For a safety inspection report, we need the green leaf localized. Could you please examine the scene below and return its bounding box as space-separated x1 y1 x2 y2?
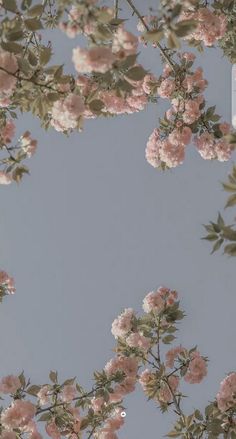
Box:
39 46 52 65
49 370 58 383
27 385 41 395
89 99 105 112
165 431 181 437
27 4 44 17
6 30 24 41
211 238 224 254
24 18 43 31
38 413 51 422
224 243 236 256
162 334 175 344
125 66 147 81
143 30 164 43
225 194 236 208
1 41 22 53
175 20 197 37
167 32 180 49
217 213 225 227
2 0 17 12
202 233 218 241
222 182 236 192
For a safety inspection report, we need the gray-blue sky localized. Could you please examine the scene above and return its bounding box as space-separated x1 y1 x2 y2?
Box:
0 1 235 437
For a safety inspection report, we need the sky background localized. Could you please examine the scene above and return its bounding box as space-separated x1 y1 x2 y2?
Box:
0 1 235 437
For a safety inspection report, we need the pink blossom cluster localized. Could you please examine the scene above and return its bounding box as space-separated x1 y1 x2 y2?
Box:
96 408 125 439
46 406 81 439
0 270 15 295
72 47 115 74
1 399 36 430
217 373 236 412
165 346 207 384
194 123 232 162
0 375 21 394
111 308 134 339
50 93 85 132
0 50 18 99
179 8 227 46
1 119 15 144
104 356 138 403
139 369 179 404
142 286 178 313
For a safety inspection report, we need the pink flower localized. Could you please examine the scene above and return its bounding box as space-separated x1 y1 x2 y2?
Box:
158 376 179 403
37 385 50 406
0 433 17 439
181 52 196 62
219 122 231 135
142 74 158 95
217 373 236 412
111 308 134 339
184 351 207 384
72 47 115 74
45 421 61 439
112 27 138 55
104 356 138 378
157 78 175 99
166 346 187 369
91 396 105 413
0 271 15 294
1 400 36 430
0 375 21 394
143 287 178 313
51 93 85 132
2 119 15 144
61 384 77 402
126 332 150 352
0 50 18 96
0 171 12 185
139 369 154 391
103 408 124 432
145 128 162 168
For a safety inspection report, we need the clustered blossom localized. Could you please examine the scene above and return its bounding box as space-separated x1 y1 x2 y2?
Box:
1 119 15 144
50 93 85 132
194 126 233 162
180 7 227 46
104 356 138 403
0 50 18 98
112 27 139 56
126 332 150 352
142 286 178 313
1 400 36 430
0 375 21 394
165 346 208 384
0 270 15 295
111 308 134 339
72 46 115 74
217 373 236 412
139 369 179 404
96 408 125 439
146 52 234 169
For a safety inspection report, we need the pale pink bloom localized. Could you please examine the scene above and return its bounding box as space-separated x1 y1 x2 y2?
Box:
0 375 21 394
171 98 185 113
217 373 236 412
183 99 201 124
184 351 207 384
113 376 136 395
45 421 61 439
29 431 43 439
0 271 15 293
145 128 162 168
168 127 192 147
139 369 154 391
194 132 216 160
157 78 175 98
181 52 196 62
76 75 93 96
143 289 165 313
51 93 84 132
91 396 105 413
61 384 77 402
158 376 179 403
166 346 187 369
179 8 227 47
0 96 11 107
111 308 134 339
126 332 150 352
1 400 36 430
59 22 81 38
2 119 15 144
0 172 12 185
162 64 172 78
97 431 118 439
112 27 138 56
101 91 132 115
104 408 124 432
160 140 185 168
72 47 115 74
126 93 148 111
219 122 231 135
37 385 50 406
104 356 138 378
142 74 158 95
0 50 18 95
68 407 81 434
0 432 17 439
214 140 232 162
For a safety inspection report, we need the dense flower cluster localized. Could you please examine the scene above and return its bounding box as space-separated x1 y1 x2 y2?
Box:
50 93 85 132
217 373 236 412
180 7 227 47
0 270 15 296
145 52 234 169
